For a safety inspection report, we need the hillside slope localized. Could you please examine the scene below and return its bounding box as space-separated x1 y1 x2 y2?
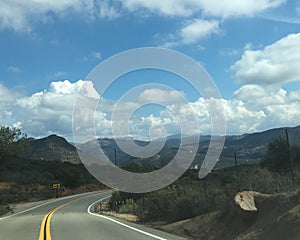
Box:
25 135 81 164
160 190 300 240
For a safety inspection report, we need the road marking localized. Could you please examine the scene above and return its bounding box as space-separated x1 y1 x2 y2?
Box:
0 190 108 221
38 191 112 240
38 198 85 240
87 197 168 240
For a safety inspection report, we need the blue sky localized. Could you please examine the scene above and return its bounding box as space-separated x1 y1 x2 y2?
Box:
0 0 300 141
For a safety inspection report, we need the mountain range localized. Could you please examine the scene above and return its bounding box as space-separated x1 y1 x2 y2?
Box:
24 125 300 169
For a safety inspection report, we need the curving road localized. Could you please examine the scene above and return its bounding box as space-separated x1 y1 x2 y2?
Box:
0 190 185 240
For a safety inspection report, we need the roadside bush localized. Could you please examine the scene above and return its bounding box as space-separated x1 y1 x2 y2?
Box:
118 199 137 214
239 166 293 193
134 181 209 222
109 164 300 223
261 138 300 172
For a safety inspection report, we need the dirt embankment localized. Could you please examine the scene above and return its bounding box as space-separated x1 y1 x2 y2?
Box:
159 190 300 240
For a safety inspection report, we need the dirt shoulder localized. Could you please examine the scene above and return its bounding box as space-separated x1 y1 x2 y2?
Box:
0 199 54 218
99 211 139 222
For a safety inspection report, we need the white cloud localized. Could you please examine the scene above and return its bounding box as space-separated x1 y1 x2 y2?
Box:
121 0 195 17
244 42 254 50
0 0 120 32
131 113 179 139
232 84 300 131
13 80 100 139
155 83 300 135
231 33 300 85
0 0 92 32
8 66 22 73
181 19 220 44
233 84 286 107
1 79 299 140
221 99 266 134
98 0 121 19
162 19 220 47
0 0 286 32
157 96 266 135
138 88 185 103
195 0 286 18
121 0 285 18
0 84 20 126
290 90 300 101
92 51 101 60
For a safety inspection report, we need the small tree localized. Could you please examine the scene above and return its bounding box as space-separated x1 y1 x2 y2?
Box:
261 137 300 173
261 138 288 172
0 126 27 162
292 145 300 167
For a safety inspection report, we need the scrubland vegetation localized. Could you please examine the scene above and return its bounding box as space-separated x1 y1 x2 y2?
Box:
1 125 300 224
109 137 300 223
0 126 101 213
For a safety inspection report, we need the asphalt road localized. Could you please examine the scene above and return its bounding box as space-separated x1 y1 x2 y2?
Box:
0 190 185 240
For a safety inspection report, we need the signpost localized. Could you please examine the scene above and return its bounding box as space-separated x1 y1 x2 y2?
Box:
285 128 295 189
234 152 240 192
52 183 61 198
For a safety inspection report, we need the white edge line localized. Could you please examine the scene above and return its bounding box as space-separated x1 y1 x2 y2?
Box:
87 197 168 240
0 190 111 221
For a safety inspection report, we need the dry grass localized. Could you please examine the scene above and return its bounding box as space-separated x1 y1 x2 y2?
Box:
0 182 11 190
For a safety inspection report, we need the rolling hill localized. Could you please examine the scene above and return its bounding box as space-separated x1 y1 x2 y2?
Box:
23 125 300 169
24 134 81 164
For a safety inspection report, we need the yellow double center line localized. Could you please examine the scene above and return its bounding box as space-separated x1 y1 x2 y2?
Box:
38 195 93 240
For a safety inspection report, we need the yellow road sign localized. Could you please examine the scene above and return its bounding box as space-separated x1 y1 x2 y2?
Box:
52 183 61 189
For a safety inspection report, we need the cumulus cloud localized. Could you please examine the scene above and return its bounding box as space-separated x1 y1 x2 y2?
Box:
0 84 20 126
1 79 299 141
48 80 98 98
0 84 17 104
231 33 300 85
138 88 185 103
138 84 300 136
7 80 100 139
164 97 265 135
232 84 300 130
233 85 286 107
174 85 299 135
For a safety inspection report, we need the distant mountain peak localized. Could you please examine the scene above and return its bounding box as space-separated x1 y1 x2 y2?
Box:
24 134 81 164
